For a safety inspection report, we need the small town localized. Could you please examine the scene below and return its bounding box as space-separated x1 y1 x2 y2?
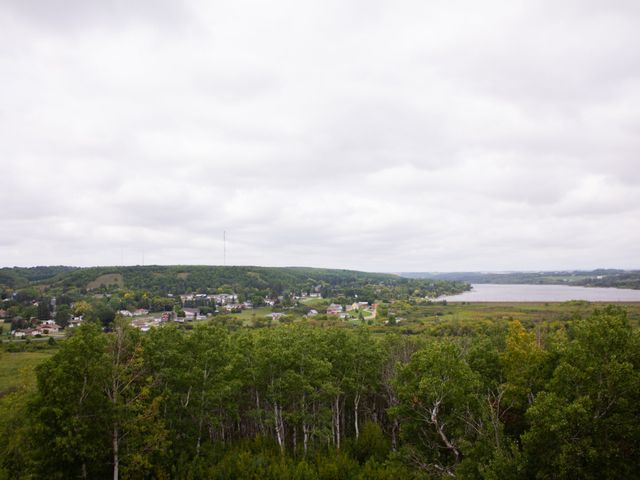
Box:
5 290 380 338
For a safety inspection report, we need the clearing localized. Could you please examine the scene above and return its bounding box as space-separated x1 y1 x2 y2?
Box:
87 273 124 290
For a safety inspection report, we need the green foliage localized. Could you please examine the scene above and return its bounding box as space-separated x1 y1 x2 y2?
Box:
350 422 390 463
0 306 638 479
394 340 483 476
521 307 640 479
29 324 111 478
55 304 71 328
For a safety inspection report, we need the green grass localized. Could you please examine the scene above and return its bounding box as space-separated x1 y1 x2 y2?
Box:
86 272 124 290
233 306 275 320
396 301 640 331
0 351 54 397
299 297 327 308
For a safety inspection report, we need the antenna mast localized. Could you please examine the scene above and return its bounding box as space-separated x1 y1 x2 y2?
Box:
223 231 226 266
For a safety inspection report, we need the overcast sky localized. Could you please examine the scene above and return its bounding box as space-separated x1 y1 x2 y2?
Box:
1 0 639 272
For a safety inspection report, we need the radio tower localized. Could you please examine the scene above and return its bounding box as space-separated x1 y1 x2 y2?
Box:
223 231 226 266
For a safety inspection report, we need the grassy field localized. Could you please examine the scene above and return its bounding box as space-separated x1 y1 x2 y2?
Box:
398 301 640 330
86 273 124 290
0 351 54 397
299 297 327 308
233 306 275 320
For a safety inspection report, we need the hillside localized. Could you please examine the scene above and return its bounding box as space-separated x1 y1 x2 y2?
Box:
0 265 469 298
0 266 78 288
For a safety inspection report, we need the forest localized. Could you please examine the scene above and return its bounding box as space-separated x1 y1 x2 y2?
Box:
1 305 638 479
0 265 469 299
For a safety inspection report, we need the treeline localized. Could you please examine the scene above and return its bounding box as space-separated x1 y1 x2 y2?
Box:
403 269 640 290
573 271 640 289
2 306 638 479
0 266 77 289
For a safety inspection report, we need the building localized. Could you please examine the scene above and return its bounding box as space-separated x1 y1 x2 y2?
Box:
327 304 343 316
183 308 198 320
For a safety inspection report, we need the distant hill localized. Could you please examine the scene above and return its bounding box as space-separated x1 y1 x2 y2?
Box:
401 269 640 290
53 265 401 294
0 265 469 298
0 266 78 288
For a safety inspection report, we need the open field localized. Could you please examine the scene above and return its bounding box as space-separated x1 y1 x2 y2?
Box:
233 306 275 320
298 297 327 307
86 273 124 290
0 351 54 397
399 301 640 330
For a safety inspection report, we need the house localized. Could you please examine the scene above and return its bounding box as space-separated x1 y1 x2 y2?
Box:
131 318 161 331
118 310 133 317
348 302 369 311
180 294 194 304
37 323 60 334
266 312 284 320
0 309 7 318
133 309 149 316
307 309 318 317
69 316 83 328
327 304 343 316
183 308 198 320
223 303 243 312
161 311 174 322
208 293 238 305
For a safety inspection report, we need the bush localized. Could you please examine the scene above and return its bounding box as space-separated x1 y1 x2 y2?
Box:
351 422 390 464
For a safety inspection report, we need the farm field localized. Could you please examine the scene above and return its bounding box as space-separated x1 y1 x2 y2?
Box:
0 351 54 397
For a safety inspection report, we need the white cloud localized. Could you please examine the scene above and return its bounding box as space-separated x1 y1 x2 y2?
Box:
1 0 639 270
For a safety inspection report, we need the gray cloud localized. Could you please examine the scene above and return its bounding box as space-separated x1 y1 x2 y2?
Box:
1 0 639 271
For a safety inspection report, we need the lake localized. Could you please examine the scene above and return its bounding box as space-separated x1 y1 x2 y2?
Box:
440 283 640 302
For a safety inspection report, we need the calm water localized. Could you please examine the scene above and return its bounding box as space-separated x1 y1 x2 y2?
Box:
440 283 640 302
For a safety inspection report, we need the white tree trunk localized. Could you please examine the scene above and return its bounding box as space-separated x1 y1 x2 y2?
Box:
303 422 309 456
333 396 341 449
274 403 285 454
354 393 361 439
113 425 119 480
